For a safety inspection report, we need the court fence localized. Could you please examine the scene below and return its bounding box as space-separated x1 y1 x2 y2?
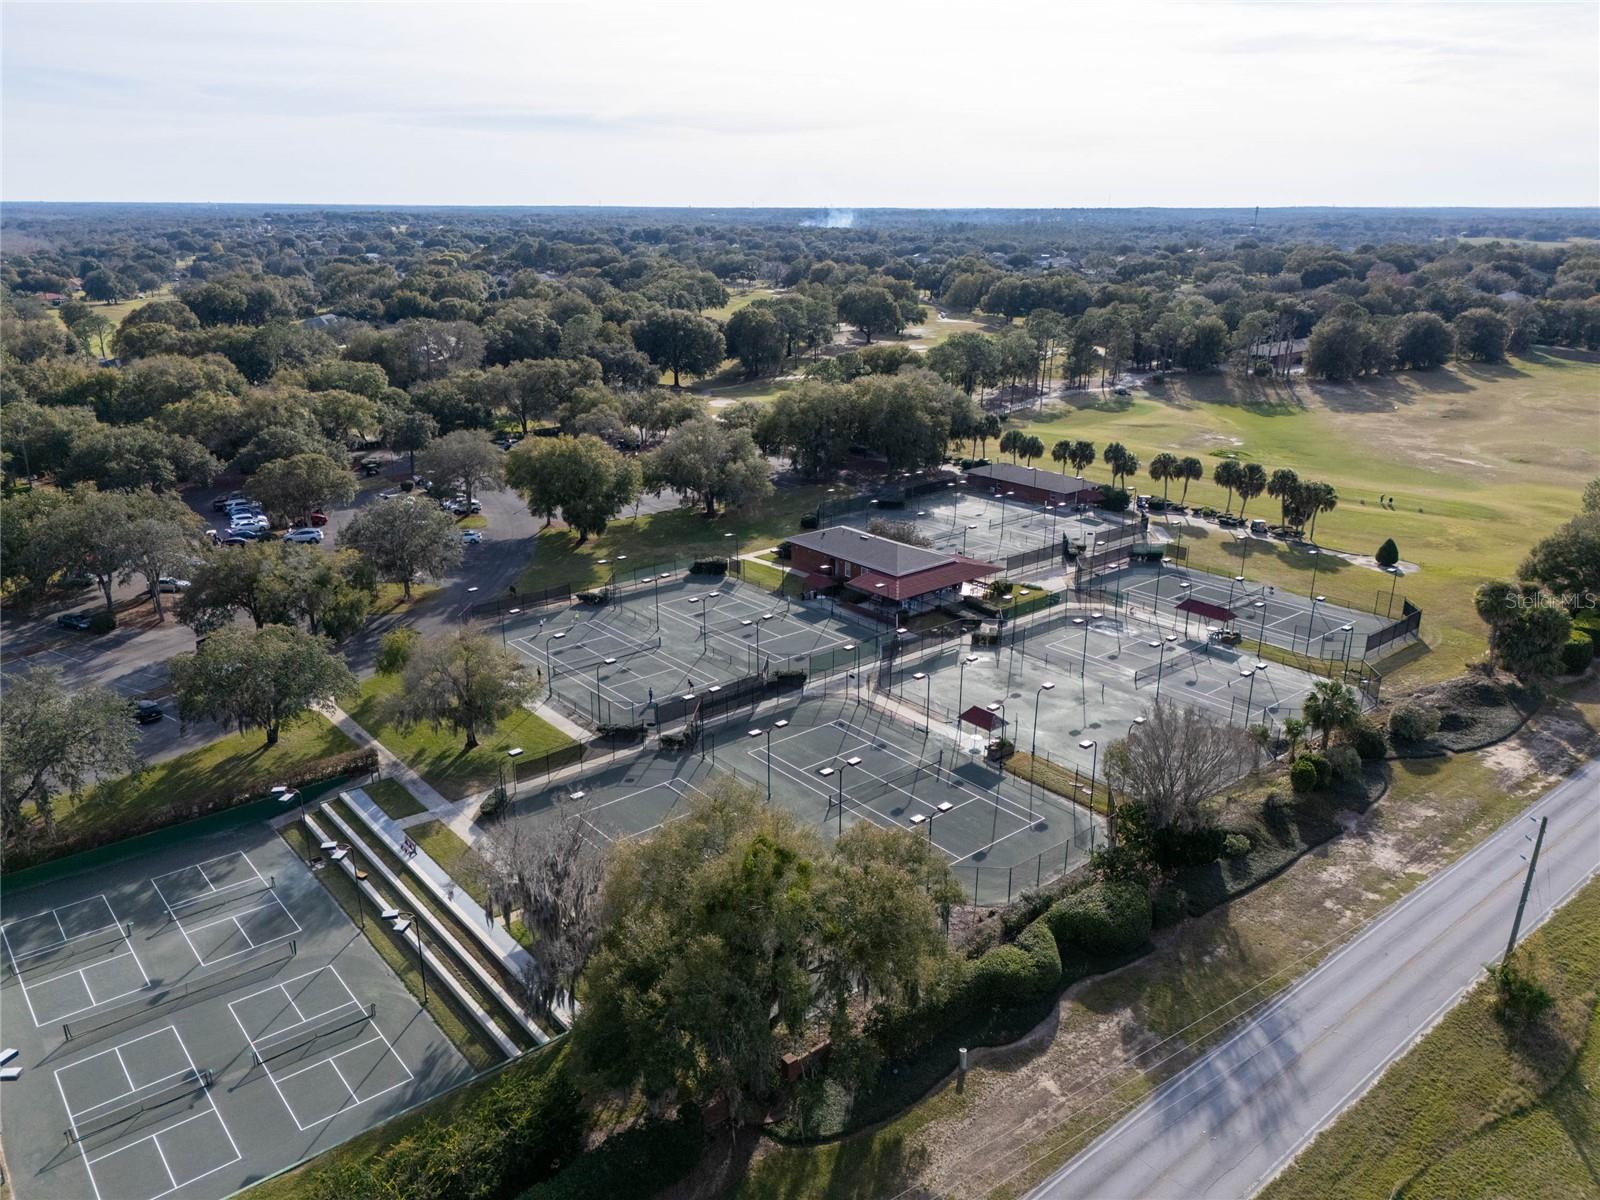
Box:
1365 598 1423 656
468 582 573 618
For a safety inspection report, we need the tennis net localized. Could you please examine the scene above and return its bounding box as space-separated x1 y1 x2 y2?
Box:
4 922 130 980
68 1069 214 1142
166 878 276 920
252 1001 375 1066
548 634 660 671
1132 643 1210 686
844 759 941 809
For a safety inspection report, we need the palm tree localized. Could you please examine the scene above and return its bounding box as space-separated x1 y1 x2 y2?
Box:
977 413 1002 457
1022 435 1045 466
1103 442 1127 488
1307 483 1338 543
1068 440 1096 476
1302 680 1360 749
1119 450 1140 488
999 428 1025 462
1051 439 1072 469
1236 463 1268 518
1176 456 1203 506
1267 468 1299 528
1149 452 1179 508
1213 460 1243 513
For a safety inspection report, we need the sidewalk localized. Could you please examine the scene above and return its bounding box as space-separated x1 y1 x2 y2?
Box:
319 701 453 814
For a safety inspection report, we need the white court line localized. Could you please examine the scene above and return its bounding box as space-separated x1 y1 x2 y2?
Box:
151 850 268 909
156 875 300 967
2 894 119 968
576 778 702 844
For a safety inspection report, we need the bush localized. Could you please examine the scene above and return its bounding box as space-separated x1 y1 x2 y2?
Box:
1327 744 1362 782
478 786 508 821
1388 703 1440 744
1290 757 1320 793
596 721 645 740
1491 956 1553 1027
966 944 1041 1010
773 668 807 687
1012 916 1063 998
88 609 116 634
1348 717 1388 761
377 627 420 674
1047 881 1152 958
1222 832 1251 858
1302 752 1332 788
689 557 728 575
1150 884 1187 929
521 1107 704 1200
799 513 820 530
1098 487 1132 513
575 590 607 605
1560 630 1595 674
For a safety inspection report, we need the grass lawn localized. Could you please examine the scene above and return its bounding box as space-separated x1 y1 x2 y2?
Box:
347 672 573 801
515 484 832 594
45 711 356 839
738 556 804 597
703 287 780 322
408 819 492 906
363 777 427 819
1262 878 1600 1200
48 287 172 335
1011 354 1600 685
372 580 440 617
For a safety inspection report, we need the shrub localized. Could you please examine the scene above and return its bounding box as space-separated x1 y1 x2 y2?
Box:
1303 752 1332 788
1150 884 1187 929
522 1107 704 1200
1327 744 1362 782
88 609 116 634
1348 717 1388 761
377 627 420 674
1290 757 1319 793
799 513 820 530
478 786 508 821
1222 832 1251 858
1560 630 1595 674
1047 880 1152 958
576 590 607 605
1388 703 1440 744
1012 916 1063 998
1490 956 1553 1027
966 944 1041 1010
690 557 728 575
1098 487 1131 513
773 668 807 687
596 721 645 740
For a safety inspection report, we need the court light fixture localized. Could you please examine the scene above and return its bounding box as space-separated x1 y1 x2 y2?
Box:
1040 682 1055 691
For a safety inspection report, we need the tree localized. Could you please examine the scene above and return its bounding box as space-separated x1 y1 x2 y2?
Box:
643 417 772 516
342 499 462 598
570 777 952 1116
417 429 505 506
481 801 606 1014
928 332 999 396
1 668 143 834
1302 680 1361 750
1176 456 1204 505
1375 538 1400 569
502 357 601 433
1148 452 1179 507
384 407 438 476
1453 307 1511 363
1213 460 1243 513
1305 314 1387 381
1303 482 1339 542
999 428 1026 462
1103 442 1136 488
505 435 640 544
169 624 355 747
1519 514 1600 610
246 453 355 526
630 308 725 387
1104 701 1250 831
117 495 208 621
724 306 786 378
1475 582 1572 679
1392 312 1454 369
836 285 903 343
389 631 537 749
32 489 145 622
82 268 131 303
1234 462 1268 518
1583 477 1600 514
1068 440 1097 476
1177 316 1229 372
1267 468 1300 527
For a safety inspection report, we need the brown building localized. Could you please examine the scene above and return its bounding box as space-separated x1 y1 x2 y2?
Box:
964 462 1103 507
785 527 998 618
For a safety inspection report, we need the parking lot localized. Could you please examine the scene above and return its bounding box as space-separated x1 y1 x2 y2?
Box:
0 821 472 1200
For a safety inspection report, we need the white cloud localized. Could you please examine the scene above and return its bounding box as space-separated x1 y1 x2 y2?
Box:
2 0 1595 206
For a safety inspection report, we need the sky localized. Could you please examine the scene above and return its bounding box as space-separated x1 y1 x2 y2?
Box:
2 0 1597 208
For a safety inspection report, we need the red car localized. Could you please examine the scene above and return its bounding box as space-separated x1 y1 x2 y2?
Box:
307 511 329 527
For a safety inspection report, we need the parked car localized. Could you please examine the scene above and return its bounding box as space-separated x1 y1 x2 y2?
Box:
221 536 251 547
212 491 246 512
444 498 483 515
1216 513 1244 528
230 514 270 531
55 611 95 631
132 699 163 725
283 527 324 544
306 511 329 526
157 577 191 593
461 529 483 545
361 458 383 476
1250 519 1269 535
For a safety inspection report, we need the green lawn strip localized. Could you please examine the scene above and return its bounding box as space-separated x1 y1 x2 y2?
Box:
458 513 488 529
1261 879 1600 1200
408 819 493 905
1002 752 1108 815
363 777 427 819
739 556 805 597
43 711 358 840
279 823 506 1070
241 1039 568 1200
1013 356 1599 685
347 671 573 801
329 798 528 1017
515 485 832 594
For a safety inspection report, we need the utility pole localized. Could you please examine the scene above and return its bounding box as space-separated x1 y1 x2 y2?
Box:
1503 816 1548 964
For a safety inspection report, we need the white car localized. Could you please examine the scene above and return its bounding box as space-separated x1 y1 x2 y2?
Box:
283 528 324 544
156 577 191 593
230 515 270 531
461 529 483 545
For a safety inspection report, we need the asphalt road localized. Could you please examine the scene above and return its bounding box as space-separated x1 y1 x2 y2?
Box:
1029 755 1600 1200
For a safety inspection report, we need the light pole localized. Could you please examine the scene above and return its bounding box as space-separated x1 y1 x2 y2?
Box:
749 720 789 800
1236 531 1252 579
1241 665 1259 726
544 631 560 698
1151 556 1166 630
1110 717 1144 847
1078 738 1098 823
1000 490 1015 541
271 785 305 825
1254 598 1269 650
1339 622 1356 674
595 657 616 723
506 747 523 800
842 642 858 701
909 801 953 843
1306 594 1326 653
987 700 1007 754
912 671 932 734
1029 682 1056 815
956 653 978 739
1386 567 1399 618
382 908 427 1004
1306 547 1322 599
832 755 861 833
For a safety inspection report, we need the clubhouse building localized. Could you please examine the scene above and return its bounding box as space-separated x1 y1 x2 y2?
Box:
785 527 998 619
963 462 1103 507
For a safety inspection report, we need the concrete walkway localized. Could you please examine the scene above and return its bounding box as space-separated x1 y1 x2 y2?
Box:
320 701 453 814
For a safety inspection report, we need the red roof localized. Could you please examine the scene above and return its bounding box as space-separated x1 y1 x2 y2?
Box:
1175 597 1236 622
843 557 995 601
960 705 1000 731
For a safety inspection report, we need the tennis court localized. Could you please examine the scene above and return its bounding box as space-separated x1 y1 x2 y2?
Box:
503 696 1100 904
503 573 878 725
0 820 471 1200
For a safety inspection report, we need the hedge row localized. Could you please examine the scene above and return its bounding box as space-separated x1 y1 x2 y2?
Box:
299 1054 584 1200
1562 631 1595 674
518 1108 703 1200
